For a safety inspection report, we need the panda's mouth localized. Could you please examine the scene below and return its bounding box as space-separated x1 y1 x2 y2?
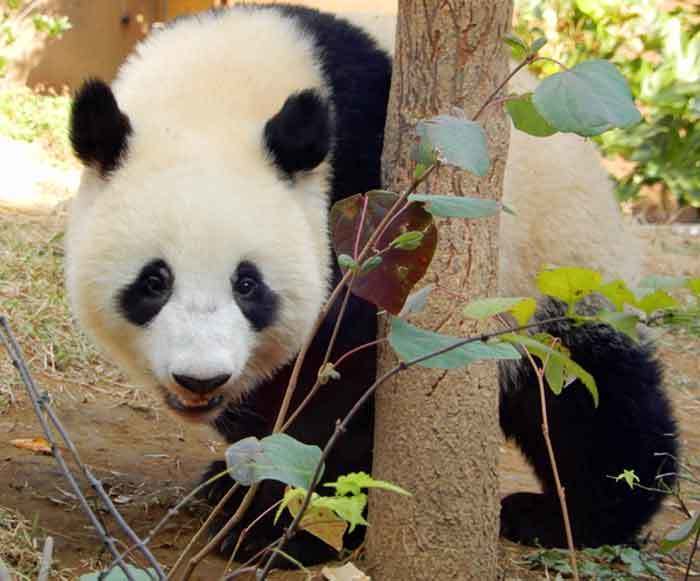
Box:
165 393 224 416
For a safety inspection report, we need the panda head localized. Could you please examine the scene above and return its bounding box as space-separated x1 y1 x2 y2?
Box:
66 67 334 423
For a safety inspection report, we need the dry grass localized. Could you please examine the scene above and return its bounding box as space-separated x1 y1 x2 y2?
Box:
0 506 71 580
0 208 152 409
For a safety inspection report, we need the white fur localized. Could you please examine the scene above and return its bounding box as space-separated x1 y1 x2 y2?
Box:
66 10 332 411
67 8 644 410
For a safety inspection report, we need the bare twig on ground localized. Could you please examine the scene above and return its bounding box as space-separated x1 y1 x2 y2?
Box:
0 316 165 581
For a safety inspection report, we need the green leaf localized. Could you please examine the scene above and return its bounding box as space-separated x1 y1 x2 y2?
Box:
389 317 521 369
544 350 566 395
359 255 382 274
637 289 679 316
462 297 537 326
390 231 424 251
661 512 700 552
596 310 640 341
416 115 490 176
398 285 434 318
688 278 700 296
314 494 369 532
533 60 642 137
536 267 602 306
530 36 548 53
325 471 411 497
410 139 438 176
337 254 357 271
598 279 637 311
503 333 599 405
505 93 558 137
409 194 502 219
613 469 640 490
79 566 157 580
275 487 307 524
503 32 528 54
225 433 323 490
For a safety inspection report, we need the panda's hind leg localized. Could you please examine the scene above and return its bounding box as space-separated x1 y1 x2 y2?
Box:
498 299 678 548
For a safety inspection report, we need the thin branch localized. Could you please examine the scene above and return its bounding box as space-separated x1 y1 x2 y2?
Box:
37 536 53 581
0 317 149 581
523 347 579 581
180 484 260 581
168 481 240 579
110 469 231 577
472 54 536 121
685 526 700 581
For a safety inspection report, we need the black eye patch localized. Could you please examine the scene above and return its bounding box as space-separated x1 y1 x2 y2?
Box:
232 261 278 331
118 259 174 326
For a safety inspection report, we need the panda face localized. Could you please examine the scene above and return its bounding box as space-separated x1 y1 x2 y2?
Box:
66 8 336 421
67 144 332 420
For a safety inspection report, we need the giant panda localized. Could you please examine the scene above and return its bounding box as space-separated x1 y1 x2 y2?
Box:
65 3 677 567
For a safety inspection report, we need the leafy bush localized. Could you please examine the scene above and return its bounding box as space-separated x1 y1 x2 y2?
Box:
514 0 700 210
1 1 71 76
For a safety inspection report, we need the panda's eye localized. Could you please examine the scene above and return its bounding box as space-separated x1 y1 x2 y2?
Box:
144 273 168 296
139 264 172 298
234 276 258 298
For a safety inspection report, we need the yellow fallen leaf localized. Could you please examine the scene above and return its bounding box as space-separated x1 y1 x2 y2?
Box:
10 437 52 455
322 562 371 581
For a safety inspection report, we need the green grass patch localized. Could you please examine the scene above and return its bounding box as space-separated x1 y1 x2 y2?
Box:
0 86 72 165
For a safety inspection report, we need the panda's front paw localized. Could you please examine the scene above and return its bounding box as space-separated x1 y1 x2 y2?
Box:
500 492 566 548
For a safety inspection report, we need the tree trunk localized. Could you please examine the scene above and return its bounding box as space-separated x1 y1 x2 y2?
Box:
366 1 513 579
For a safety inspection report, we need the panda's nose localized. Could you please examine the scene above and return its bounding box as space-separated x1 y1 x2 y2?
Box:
172 373 231 394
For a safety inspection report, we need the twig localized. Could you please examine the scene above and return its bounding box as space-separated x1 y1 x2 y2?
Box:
37 536 53 581
225 566 262 580
256 315 573 579
522 347 579 581
472 54 535 121
167 480 240 579
685 526 700 581
109 470 231 577
180 484 260 581
0 317 148 581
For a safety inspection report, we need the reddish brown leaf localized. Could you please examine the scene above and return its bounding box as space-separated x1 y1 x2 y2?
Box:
330 191 437 315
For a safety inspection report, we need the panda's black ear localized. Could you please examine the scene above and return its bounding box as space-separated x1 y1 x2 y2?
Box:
70 79 132 176
264 89 331 175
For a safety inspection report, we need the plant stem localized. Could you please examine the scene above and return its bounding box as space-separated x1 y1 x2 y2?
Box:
684 525 700 581
179 484 258 581
523 348 580 581
472 54 535 121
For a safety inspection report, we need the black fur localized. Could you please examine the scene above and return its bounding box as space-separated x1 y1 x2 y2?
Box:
71 79 132 175
264 90 331 175
118 259 173 327
498 300 678 547
266 3 392 202
232 261 279 331
144 4 675 567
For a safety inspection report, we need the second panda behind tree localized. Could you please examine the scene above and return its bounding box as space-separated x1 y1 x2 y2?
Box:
65 4 677 566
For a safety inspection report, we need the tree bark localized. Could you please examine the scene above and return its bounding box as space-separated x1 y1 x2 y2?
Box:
366 2 513 579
